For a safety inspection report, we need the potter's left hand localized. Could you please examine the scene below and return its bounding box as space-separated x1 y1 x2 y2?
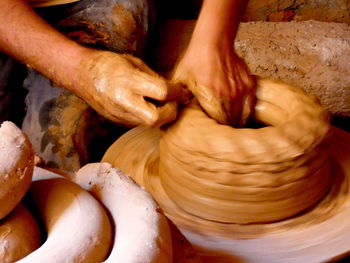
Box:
173 42 256 126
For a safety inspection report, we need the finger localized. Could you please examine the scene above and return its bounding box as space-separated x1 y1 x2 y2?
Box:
226 58 257 127
135 72 191 104
118 93 178 126
134 100 179 127
236 58 256 92
195 93 226 124
152 101 179 127
192 81 228 124
234 64 257 126
221 98 235 125
224 97 242 126
110 92 154 126
226 74 244 126
238 93 255 127
132 73 168 100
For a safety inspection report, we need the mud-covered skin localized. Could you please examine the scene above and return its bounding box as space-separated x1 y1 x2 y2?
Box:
103 78 332 225
20 0 154 171
22 71 129 171
78 51 189 127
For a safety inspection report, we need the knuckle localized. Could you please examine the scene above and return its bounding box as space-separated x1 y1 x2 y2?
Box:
145 111 159 126
155 80 168 100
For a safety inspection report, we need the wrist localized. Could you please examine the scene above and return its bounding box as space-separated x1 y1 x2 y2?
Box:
51 45 97 95
189 32 234 52
189 16 236 49
71 49 123 101
184 36 234 66
189 0 247 49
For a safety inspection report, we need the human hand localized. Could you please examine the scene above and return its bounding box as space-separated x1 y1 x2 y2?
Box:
172 40 256 126
78 51 190 127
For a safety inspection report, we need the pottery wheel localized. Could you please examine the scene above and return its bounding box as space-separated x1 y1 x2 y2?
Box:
102 78 350 262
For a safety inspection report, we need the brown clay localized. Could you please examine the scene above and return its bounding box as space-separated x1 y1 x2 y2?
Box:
101 78 350 262
104 78 331 223
0 204 40 263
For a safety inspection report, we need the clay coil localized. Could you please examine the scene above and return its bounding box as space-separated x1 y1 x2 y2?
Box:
0 204 40 262
72 163 173 263
17 176 112 263
0 121 34 220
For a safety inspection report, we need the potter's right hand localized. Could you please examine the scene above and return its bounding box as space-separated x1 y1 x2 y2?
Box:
78 51 190 127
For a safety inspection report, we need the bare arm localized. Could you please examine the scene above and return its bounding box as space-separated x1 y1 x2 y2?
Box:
0 0 88 91
0 0 188 126
190 0 246 50
173 0 255 126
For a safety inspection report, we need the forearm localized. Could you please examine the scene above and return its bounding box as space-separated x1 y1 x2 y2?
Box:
190 0 248 47
173 0 254 126
0 0 91 93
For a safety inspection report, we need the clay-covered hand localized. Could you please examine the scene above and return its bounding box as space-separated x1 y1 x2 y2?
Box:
78 51 190 127
172 42 256 126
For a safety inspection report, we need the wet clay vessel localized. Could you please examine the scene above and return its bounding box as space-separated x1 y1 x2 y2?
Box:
103 78 350 262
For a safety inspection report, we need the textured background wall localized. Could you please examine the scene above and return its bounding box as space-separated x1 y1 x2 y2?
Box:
244 0 350 23
152 19 350 117
155 0 350 23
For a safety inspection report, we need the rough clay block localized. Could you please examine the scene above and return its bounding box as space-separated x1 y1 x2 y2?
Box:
235 21 350 117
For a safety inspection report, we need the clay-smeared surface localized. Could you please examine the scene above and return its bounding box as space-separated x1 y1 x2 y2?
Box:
102 79 350 262
105 78 331 224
